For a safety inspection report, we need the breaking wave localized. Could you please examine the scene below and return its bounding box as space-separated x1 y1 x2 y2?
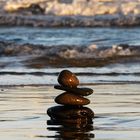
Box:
3 0 140 16
1 41 140 57
1 0 140 27
0 41 140 67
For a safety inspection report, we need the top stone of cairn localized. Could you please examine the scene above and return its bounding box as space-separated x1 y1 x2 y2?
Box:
58 70 79 88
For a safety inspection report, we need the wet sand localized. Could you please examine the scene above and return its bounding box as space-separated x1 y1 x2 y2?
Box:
0 84 140 140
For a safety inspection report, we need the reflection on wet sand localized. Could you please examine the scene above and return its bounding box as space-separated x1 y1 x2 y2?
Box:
0 84 140 139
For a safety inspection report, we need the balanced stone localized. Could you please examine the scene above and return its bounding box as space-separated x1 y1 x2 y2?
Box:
47 69 94 128
55 92 90 105
54 85 93 96
58 70 79 88
47 106 94 119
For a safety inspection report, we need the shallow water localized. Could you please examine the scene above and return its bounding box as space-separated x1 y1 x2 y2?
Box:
0 84 140 140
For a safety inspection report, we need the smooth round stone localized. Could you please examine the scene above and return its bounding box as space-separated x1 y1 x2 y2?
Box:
55 92 90 105
58 70 79 88
47 106 94 119
54 85 93 96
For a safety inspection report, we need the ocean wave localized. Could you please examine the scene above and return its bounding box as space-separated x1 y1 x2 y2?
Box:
0 41 140 67
0 0 140 27
3 0 140 16
0 41 139 57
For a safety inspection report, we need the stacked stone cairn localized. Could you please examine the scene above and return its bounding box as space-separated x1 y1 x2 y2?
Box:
47 70 94 129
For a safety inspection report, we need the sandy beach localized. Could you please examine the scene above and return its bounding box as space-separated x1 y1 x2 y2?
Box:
0 84 140 140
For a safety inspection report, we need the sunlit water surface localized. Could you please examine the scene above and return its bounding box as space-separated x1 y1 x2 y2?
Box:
0 84 140 140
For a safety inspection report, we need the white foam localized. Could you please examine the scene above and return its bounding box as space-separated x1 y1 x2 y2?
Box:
4 0 140 16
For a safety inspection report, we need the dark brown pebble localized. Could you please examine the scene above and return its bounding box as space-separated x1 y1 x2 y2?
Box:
58 70 79 88
54 85 93 96
55 92 90 105
47 106 94 119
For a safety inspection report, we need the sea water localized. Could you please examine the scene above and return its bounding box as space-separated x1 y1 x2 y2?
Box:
0 27 140 85
0 26 140 140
